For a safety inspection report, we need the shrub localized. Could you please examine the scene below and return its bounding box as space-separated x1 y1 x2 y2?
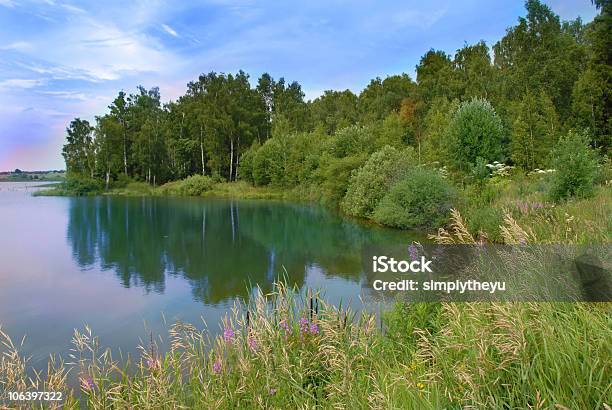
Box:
283 133 322 186
548 130 599 202
178 175 214 196
317 153 368 208
112 173 133 188
158 175 214 196
447 98 505 171
327 125 376 158
341 146 414 218
64 175 103 195
252 138 284 186
373 168 455 229
238 141 260 184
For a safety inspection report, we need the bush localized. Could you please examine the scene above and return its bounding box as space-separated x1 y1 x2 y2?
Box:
64 175 103 195
252 138 284 186
238 141 260 184
158 175 214 196
447 98 505 171
549 130 599 202
317 154 368 208
112 173 133 189
341 146 414 218
178 175 214 196
327 125 376 158
373 168 455 229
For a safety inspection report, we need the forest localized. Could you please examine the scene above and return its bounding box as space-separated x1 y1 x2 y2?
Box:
59 0 611 231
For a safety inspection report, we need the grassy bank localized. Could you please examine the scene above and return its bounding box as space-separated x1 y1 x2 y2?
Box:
1 213 610 409
35 172 612 243
2 290 610 409
34 178 289 201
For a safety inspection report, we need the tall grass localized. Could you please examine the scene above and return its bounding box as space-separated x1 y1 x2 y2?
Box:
1 278 610 408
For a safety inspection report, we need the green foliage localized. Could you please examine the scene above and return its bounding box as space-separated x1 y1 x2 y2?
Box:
373 168 455 229
309 90 358 134
64 175 103 196
238 140 260 184
112 172 133 188
316 154 368 208
421 97 458 163
252 138 285 186
471 156 491 180
180 175 215 196
341 146 414 218
383 302 444 351
374 113 408 148
159 175 214 196
62 118 95 177
493 0 587 120
447 98 505 171
571 68 611 150
282 133 323 186
464 206 504 242
549 130 599 201
54 0 608 224
510 91 559 170
357 74 415 123
327 125 376 158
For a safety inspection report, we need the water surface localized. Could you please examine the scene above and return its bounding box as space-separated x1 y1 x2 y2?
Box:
0 182 418 368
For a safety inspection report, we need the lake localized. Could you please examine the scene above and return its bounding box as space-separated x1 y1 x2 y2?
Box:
0 182 419 369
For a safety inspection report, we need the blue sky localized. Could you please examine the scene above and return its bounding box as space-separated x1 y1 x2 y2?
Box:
0 0 597 171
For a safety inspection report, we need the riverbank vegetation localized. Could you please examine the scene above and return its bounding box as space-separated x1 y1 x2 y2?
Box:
2 214 610 409
53 0 610 231
13 2 609 407
0 170 65 182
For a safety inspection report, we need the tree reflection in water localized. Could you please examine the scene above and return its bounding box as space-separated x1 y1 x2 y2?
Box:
67 196 412 305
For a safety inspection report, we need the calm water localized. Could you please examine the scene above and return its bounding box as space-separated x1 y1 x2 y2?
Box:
0 182 418 369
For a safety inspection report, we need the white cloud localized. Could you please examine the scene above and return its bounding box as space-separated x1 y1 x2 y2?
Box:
0 78 45 90
0 0 16 7
161 23 179 37
392 8 447 29
39 90 88 100
0 41 32 51
60 3 86 14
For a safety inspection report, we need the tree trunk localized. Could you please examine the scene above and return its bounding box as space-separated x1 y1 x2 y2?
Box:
105 169 110 190
122 120 128 176
235 136 240 181
229 138 234 182
200 125 205 175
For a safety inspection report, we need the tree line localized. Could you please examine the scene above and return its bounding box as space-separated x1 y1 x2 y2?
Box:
62 0 610 189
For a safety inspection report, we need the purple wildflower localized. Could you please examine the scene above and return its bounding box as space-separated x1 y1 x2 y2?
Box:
248 335 258 351
309 323 319 335
146 357 160 371
213 358 222 374
223 326 235 343
80 374 96 391
299 317 309 334
269 388 277 396
408 244 419 261
279 319 289 332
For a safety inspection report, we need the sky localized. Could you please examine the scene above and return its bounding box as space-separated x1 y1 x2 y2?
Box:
0 0 598 171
